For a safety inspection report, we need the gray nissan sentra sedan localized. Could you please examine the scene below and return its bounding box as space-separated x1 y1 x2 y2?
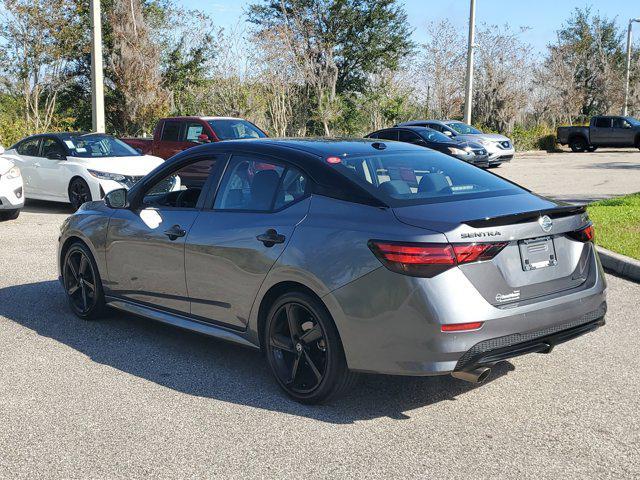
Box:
57 139 607 403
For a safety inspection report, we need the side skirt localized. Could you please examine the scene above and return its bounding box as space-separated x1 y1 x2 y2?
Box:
105 296 259 349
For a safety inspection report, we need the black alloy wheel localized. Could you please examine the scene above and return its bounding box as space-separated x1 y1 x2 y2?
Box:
63 243 105 319
264 292 355 403
69 178 92 211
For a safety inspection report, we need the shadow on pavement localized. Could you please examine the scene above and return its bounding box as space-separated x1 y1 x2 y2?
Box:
23 199 73 214
584 161 640 170
0 280 514 423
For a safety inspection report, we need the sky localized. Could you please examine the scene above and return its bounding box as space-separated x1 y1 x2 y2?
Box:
179 0 640 53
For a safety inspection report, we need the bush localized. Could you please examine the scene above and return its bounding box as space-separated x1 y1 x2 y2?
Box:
510 124 559 152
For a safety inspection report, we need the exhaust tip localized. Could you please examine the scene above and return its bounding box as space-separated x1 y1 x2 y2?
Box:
451 367 491 384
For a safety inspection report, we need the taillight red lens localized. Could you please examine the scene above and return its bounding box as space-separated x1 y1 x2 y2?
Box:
568 224 595 242
452 242 508 264
441 322 484 332
368 240 507 277
368 241 456 277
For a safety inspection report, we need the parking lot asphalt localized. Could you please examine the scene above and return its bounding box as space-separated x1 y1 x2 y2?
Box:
498 148 640 204
0 151 639 479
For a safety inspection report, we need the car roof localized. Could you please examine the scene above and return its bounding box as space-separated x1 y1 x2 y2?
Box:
209 137 424 158
163 116 246 121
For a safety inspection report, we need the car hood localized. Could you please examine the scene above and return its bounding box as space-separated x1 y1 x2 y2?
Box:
392 192 560 233
73 155 164 176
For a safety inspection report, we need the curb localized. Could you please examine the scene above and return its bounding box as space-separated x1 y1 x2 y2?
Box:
597 246 640 283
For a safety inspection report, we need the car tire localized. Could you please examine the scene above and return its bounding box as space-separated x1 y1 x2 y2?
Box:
569 137 587 152
62 242 106 320
263 291 356 404
0 209 20 221
68 178 92 211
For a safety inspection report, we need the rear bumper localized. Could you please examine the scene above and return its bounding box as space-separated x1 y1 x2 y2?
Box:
454 305 606 374
324 247 607 377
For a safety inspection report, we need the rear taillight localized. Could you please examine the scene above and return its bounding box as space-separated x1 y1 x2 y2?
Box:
368 240 508 277
567 224 594 243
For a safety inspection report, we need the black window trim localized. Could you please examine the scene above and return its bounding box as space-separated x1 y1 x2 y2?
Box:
206 153 312 214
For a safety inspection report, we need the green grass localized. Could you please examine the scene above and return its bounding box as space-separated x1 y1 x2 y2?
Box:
587 193 640 260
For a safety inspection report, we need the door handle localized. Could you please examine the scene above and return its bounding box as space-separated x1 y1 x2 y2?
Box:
256 229 286 247
164 224 187 241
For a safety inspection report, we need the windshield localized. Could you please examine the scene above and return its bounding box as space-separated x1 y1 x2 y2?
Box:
67 135 141 158
625 117 640 126
208 119 267 140
334 150 524 206
421 129 452 143
446 122 482 135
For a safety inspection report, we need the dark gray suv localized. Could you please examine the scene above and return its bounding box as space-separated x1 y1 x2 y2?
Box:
58 139 606 403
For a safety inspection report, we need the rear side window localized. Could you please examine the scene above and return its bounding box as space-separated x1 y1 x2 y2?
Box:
399 130 423 144
376 130 398 141
214 157 307 211
161 121 183 141
333 151 525 206
594 117 611 128
17 138 41 156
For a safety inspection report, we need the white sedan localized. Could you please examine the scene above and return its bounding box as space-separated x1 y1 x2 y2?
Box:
3 133 165 210
0 145 24 220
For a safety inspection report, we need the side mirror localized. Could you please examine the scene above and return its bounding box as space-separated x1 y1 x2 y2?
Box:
105 188 128 209
443 130 453 136
197 133 211 143
135 148 143 154
46 151 65 160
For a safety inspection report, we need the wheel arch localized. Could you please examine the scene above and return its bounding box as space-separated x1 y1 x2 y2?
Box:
256 281 336 352
568 133 588 145
59 233 104 281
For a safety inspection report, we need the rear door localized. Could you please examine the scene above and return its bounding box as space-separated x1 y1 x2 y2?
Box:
590 117 612 145
12 137 43 196
38 137 69 200
157 120 187 159
106 156 220 313
185 154 310 329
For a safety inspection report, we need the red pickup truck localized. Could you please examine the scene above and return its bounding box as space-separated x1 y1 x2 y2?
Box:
122 116 268 159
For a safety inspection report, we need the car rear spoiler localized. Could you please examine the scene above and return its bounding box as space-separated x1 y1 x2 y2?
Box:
463 205 586 228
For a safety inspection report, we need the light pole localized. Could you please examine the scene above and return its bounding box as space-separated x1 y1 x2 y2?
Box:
623 18 640 117
463 0 476 124
90 0 105 133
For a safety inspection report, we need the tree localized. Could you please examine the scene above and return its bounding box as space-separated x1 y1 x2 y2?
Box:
542 7 625 121
0 0 84 133
248 0 413 135
415 19 465 119
108 0 169 135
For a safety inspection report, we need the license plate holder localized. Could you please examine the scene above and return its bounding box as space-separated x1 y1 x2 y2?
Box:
519 236 557 271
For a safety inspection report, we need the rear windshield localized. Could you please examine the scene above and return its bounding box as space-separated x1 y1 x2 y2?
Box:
333 150 525 206
208 119 267 140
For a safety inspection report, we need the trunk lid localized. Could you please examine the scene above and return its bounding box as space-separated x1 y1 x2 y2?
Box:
392 193 593 306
